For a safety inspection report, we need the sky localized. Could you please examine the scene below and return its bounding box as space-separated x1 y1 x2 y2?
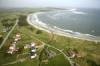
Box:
0 0 100 8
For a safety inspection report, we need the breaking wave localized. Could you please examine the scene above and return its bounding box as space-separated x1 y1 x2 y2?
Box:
68 8 87 15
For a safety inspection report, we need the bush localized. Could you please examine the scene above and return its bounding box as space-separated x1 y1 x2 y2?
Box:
36 30 42 34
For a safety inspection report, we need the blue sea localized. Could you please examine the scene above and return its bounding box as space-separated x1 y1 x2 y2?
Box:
38 8 100 37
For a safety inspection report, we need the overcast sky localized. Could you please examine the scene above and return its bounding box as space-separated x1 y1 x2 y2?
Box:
0 0 100 8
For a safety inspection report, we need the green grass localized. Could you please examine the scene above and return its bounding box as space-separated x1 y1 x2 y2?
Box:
41 54 70 66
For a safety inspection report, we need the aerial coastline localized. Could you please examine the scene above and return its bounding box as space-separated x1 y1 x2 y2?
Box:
27 11 100 42
0 8 100 66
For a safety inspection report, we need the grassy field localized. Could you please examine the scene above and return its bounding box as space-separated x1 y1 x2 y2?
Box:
0 8 100 66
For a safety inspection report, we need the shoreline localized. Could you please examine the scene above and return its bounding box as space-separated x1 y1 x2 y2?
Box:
27 12 100 42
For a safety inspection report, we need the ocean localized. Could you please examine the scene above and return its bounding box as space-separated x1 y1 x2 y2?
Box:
38 8 100 37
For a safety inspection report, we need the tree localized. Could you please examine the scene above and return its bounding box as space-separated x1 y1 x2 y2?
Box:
0 35 3 44
18 15 28 26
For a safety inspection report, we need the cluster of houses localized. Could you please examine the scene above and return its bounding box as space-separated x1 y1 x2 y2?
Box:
7 33 21 54
6 32 39 59
24 42 37 59
67 49 82 59
30 42 37 59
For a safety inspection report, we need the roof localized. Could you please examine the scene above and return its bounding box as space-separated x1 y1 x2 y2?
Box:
16 34 21 37
9 46 15 50
31 42 35 47
31 54 37 59
31 49 36 52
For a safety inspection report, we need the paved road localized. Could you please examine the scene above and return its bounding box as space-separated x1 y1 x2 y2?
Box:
3 58 26 66
0 19 19 49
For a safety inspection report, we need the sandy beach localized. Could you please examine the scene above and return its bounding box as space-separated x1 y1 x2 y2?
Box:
27 12 100 42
